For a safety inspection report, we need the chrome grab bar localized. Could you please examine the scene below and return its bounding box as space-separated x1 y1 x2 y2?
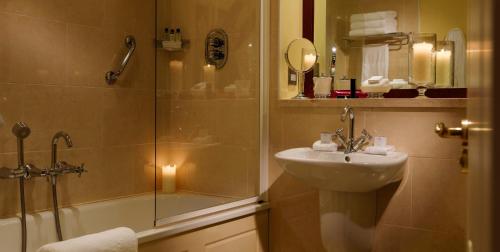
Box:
105 35 136 85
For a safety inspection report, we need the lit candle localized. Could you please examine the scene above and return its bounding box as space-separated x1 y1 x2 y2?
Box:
303 53 316 71
169 61 183 93
411 42 434 84
203 64 215 92
435 49 452 87
162 165 176 193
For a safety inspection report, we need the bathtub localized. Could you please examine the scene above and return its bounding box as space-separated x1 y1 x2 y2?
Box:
0 192 267 252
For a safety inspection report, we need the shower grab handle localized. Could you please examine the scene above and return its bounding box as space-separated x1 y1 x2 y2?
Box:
105 35 136 85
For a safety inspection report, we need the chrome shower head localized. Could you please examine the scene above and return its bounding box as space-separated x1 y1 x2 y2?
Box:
12 122 31 139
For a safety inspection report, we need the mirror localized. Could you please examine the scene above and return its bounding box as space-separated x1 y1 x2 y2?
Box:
279 0 468 99
285 38 318 99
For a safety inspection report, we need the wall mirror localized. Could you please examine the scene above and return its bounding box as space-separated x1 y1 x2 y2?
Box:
279 0 467 99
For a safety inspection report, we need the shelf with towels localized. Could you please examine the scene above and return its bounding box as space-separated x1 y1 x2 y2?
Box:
342 32 409 51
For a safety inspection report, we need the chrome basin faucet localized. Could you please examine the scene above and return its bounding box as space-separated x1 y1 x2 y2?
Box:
335 105 372 154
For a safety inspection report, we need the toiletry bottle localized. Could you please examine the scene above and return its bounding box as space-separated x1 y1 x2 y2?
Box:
350 79 357 98
164 28 170 40
169 29 175 41
175 28 182 42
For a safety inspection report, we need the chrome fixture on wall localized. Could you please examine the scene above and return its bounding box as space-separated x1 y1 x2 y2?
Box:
205 29 228 69
49 131 79 241
0 123 86 250
335 105 372 154
0 123 40 252
105 35 136 85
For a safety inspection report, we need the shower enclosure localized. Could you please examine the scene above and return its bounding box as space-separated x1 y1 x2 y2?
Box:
154 0 265 225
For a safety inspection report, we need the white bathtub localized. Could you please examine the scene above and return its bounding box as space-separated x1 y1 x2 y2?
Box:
0 192 266 252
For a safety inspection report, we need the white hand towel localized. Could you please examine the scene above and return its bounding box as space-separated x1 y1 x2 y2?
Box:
350 19 397 30
350 11 397 22
313 140 338 152
349 26 397 37
363 145 395 156
36 227 137 252
362 45 389 83
445 28 466 88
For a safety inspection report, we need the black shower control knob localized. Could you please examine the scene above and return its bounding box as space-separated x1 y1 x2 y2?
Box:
210 50 225 60
210 38 224 47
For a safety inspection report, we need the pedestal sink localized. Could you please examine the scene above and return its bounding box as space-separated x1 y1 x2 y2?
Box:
275 148 408 252
275 148 408 192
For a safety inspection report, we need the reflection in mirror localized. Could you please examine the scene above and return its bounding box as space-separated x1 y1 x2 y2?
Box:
279 0 468 99
285 38 318 99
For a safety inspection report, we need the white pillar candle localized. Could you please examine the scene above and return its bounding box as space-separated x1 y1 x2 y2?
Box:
435 49 452 87
169 60 183 93
162 165 176 193
411 42 434 84
203 64 215 92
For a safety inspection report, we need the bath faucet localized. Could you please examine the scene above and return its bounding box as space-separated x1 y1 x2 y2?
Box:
51 131 73 171
335 106 372 154
48 131 85 241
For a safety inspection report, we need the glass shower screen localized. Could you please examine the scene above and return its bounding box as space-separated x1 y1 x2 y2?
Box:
155 0 262 224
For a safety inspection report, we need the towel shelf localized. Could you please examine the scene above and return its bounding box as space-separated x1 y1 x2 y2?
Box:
343 32 409 51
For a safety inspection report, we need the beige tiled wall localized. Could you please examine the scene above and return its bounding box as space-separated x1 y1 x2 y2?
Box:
0 0 156 218
269 0 467 251
155 0 261 199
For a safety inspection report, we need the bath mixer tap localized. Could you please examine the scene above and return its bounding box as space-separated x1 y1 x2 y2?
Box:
48 131 86 241
335 106 372 154
51 131 73 170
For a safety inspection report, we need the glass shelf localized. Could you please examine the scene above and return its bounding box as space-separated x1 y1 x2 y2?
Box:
343 32 409 51
156 39 190 52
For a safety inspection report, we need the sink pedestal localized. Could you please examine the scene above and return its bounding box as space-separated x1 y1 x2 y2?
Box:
319 190 376 252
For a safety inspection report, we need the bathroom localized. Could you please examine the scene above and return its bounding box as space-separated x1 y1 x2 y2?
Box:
0 0 498 251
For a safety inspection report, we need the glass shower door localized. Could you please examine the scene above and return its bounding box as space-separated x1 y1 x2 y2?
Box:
155 0 262 223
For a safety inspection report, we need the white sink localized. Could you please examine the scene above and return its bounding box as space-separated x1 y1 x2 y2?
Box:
275 148 408 192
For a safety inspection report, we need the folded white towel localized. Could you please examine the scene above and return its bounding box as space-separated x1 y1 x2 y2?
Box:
389 79 409 89
313 140 338 152
363 145 395 156
351 11 397 22
362 78 389 86
350 19 397 30
349 26 397 37
36 227 137 252
445 28 466 88
362 45 389 83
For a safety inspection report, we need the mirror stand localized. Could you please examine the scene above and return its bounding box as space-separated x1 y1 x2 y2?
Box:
294 71 308 99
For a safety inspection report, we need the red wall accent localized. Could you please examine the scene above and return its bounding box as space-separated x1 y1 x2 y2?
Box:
302 0 315 98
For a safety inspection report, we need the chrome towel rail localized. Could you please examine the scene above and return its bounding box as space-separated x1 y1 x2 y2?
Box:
105 35 136 85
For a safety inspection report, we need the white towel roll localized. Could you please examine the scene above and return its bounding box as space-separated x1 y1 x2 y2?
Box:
349 26 397 37
350 11 397 22
36 227 137 252
350 19 397 30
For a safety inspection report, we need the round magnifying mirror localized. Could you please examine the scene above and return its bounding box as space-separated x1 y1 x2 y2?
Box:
285 38 318 73
285 38 318 99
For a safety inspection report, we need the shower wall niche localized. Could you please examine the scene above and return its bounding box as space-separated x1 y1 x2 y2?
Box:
155 0 262 222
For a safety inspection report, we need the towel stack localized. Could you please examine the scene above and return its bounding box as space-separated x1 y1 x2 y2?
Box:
349 11 398 37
